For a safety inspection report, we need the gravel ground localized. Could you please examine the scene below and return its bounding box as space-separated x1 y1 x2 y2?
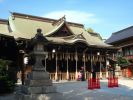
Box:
0 79 133 100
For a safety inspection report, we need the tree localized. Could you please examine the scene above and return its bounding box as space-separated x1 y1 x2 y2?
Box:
86 28 94 33
0 59 15 94
86 27 102 40
117 57 129 67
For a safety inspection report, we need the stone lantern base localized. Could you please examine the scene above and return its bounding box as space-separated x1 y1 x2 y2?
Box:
15 71 64 100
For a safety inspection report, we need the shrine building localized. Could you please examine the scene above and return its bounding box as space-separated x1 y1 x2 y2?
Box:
0 12 116 81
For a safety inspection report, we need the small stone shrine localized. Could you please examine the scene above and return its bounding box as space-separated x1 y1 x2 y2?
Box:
15 29 64 100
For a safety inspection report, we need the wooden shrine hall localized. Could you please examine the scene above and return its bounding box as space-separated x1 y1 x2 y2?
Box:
0 12 117 81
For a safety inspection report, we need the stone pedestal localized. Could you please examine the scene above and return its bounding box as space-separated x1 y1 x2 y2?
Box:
15 29 64 100
15 71 64 100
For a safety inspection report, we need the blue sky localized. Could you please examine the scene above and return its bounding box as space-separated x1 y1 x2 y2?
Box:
0 0 133 39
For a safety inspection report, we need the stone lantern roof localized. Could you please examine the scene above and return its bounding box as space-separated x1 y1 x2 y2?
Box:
31 28 49 45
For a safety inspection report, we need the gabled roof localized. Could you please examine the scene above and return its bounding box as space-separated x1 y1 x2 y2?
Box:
0 19 11 36
0 12 112 48
106 26 133 44
44 18 74 37
0 19 8 24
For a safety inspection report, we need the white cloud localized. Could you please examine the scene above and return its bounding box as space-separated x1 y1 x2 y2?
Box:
43 10 99 25
0 0 3 2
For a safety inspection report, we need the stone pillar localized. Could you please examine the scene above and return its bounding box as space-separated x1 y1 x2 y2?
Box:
15 29 64 100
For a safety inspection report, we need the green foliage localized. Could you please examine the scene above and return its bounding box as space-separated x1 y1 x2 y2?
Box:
0 59 12 76
0 59 15 94
86 27 94 33
117 57 129 67
86 27 102 40
0 76 15 93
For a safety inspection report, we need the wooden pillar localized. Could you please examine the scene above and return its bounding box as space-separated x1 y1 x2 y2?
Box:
19 50 25 85
100 61 102 78
75 50 78 79
106 56 109 78
55 53 58 81
90 51 93 78
66 52 69 80
83 53 86 79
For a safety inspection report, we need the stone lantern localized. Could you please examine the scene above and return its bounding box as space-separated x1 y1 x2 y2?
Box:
31 28 48 72
16 29 63 100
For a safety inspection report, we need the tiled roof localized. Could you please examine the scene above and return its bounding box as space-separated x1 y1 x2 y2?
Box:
0 19 10 35
106 26 133 44
0 19 8 24
0 12 112 48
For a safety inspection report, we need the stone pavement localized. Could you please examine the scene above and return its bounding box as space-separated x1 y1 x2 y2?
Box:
0 79 133 100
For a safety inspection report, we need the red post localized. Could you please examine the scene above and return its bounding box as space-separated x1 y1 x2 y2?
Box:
88 78 93 89
108 77 113 88
114 77 118 87
88 73 101 90
97 78 100 89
